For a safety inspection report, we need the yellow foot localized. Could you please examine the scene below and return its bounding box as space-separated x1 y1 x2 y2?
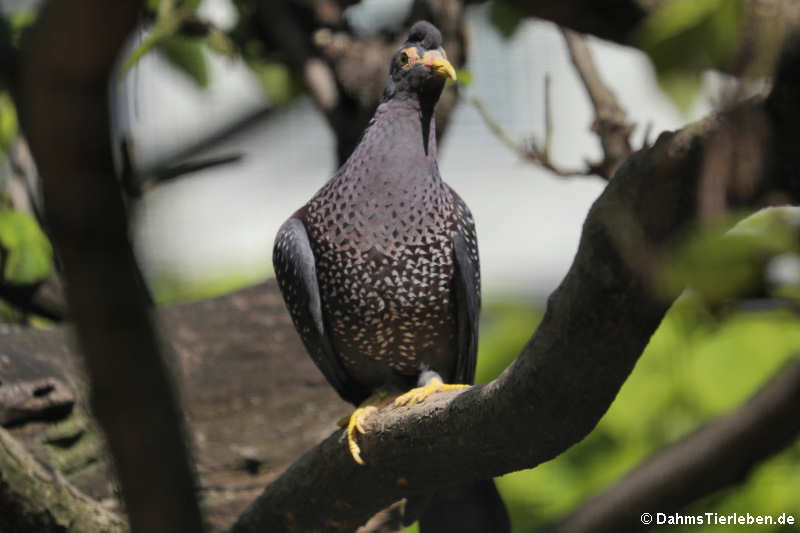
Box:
344 406 377 465
394 377 468 407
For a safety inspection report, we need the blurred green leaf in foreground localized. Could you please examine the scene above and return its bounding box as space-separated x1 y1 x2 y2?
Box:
637 0 743 112
0 208 53 286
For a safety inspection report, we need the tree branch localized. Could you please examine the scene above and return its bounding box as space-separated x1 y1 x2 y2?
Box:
472 30 633 181
502 0 800 54
17 2 204 532
470 94 587 178
0 427 127 533
500 0 649 46
228 34 800 533
547 359 800 533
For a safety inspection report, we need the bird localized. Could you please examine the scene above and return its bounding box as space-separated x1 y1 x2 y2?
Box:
273 20 509 532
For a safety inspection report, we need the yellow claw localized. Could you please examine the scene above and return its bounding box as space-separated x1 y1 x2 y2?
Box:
394 377 468 407
344 405 377 465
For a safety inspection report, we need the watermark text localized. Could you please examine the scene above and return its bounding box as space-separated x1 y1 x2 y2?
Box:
640 512 796 527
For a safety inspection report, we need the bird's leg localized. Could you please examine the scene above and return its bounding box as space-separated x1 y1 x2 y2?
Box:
394 370 469 407
338 391 391 465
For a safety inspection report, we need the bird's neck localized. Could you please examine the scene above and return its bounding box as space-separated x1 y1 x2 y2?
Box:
330 92 443 199
369 92 438 159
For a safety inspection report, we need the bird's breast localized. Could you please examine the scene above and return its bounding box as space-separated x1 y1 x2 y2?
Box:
304 190 460 384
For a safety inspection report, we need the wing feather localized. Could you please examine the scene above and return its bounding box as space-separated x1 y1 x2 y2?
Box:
450 192 481 385
273 218 367 405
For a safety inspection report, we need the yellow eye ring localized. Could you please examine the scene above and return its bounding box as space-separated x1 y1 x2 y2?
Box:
398 47 419 69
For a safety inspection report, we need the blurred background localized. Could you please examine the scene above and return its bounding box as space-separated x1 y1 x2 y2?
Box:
121 2 691 300
2 0 799 531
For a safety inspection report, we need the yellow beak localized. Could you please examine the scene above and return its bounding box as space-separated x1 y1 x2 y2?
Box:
423 50 457 81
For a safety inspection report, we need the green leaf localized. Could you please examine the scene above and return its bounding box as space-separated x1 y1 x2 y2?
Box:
657 71 703 113
249 60 300 107
159 36 209 87
8 9 37 44
639 0 727 47
489 0 523 40
207 28 236 57
122 30 166 74
637 0 743 111
658 209 799 303
121 2 201 75
0 209 53 285
455 69 473 87
0 91 18 155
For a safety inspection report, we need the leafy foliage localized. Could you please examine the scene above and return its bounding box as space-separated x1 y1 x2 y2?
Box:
455 69 474 87
122 0 211 87
159 36 210 87
658 208 800 303
0 208 53 285
248 60 301 108
0 91 17 157
123 0 302 106
7 9 37 44
637 0 744 112
489 0 524 40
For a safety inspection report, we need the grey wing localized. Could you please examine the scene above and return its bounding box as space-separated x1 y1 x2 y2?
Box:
450 193 481 385
273 218 368 405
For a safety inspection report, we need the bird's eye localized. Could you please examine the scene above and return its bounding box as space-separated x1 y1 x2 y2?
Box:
399 52 409 66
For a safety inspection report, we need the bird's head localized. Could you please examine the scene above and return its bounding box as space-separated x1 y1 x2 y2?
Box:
384 21 456 101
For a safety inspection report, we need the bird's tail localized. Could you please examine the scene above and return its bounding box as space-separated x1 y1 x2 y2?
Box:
405 478 510 533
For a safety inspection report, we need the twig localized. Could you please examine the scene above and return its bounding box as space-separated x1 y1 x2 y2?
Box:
543 74 554 158
120 134 244 198
470 96 586 178
471 31 635 183
641 121 654 149
472 27 636 181
562 28 633 180
469 97 525 156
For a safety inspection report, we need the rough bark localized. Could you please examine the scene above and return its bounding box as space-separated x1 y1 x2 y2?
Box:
227 37 800 532
16 1 204 532
0 426 127 533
